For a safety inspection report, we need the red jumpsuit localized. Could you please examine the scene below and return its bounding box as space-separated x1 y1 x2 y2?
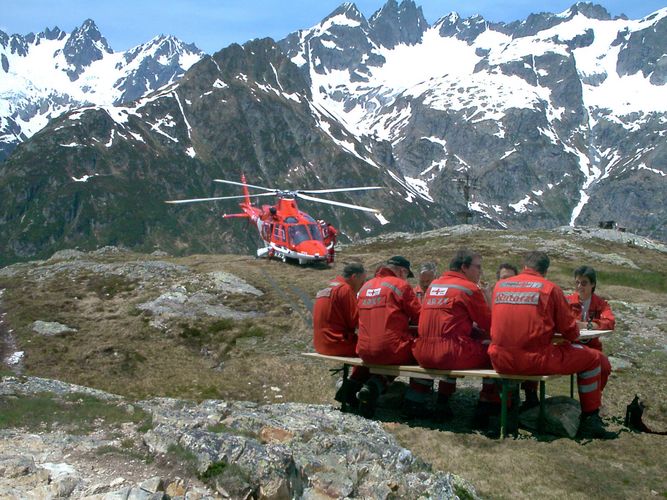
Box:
313 276 358 356
313 276 369 382
321 223 338 262
567 291 615 389
566 292 615 350
489 270 607 413
414 271 497 401
413 285 426 303
357 267 420 364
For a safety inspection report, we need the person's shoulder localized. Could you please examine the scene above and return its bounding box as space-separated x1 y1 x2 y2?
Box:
592 293 611 305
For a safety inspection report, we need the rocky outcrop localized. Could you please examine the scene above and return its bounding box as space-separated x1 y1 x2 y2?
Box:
0 375 478 499
369 0 429 48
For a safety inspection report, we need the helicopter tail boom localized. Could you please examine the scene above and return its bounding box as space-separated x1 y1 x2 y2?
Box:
222 213 251 219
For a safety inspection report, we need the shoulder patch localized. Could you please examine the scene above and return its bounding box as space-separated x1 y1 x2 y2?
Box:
316 287 332 298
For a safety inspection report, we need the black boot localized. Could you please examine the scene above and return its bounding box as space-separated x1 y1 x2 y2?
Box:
578 411 618 440
357 381 380 419
334 378 362 409
472 401 500 430
433 395 454 423
520 389 540 412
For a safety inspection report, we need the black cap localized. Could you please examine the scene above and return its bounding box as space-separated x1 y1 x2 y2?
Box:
387 256 414 278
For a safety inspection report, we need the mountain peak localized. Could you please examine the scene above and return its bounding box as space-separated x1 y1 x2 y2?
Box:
323 2 367 25
80 18 99 31
41 26 66 41
62 18 112 80
436 11 488 43
369 0 428 48
565 2 612 20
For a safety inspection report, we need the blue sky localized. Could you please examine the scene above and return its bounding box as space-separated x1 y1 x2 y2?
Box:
2 0 666 54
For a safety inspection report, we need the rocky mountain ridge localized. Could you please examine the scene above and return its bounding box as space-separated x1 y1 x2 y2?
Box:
0 19 203 161
0 1 665 266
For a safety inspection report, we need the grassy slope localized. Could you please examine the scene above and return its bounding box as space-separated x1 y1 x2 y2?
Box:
1 227 666 498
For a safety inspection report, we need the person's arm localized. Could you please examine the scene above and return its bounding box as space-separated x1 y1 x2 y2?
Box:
402 284 421 329
345 288 360 336
479 280 492 306
469 288 492 333
592 295 615 330
554 288 580 342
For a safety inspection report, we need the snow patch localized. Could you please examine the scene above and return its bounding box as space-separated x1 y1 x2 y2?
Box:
375 213 390 225
72 174 99 182
509 195 532 213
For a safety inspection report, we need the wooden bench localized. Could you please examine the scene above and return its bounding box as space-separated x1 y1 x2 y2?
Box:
302 352 567 438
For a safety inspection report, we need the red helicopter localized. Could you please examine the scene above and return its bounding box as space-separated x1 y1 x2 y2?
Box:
166 175 382 264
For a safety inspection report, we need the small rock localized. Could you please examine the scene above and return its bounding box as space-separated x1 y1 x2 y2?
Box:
608 356 633 371
127 486 160 500
139 476 163 494
259 426 294 444
0 456 36 478
6 351 24 365
103 486 132 499
110 477 126 487
165 478 187 497
50 475 80 497
32 320 77 337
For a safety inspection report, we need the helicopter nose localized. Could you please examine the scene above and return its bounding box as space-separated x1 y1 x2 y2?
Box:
296 240 327 257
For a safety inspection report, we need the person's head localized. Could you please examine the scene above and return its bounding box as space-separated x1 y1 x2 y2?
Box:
342 262 366 293
269 207 277 216
496 263 518 280
449 249 482 283
574 265 597 299
523 251 550 276
386 255 414 281
418 262 437 290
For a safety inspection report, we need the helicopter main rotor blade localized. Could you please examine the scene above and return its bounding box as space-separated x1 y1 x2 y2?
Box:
297 186 383 194
165 192 275 204
297 193 380 213
213 179 277 192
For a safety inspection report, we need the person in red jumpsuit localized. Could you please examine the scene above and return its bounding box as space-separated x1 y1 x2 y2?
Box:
413 262 437 303
412 249 498 424
319 220 338 263
313 262 368 407
489 251 616 439
495 262 540 410
356 256 421 417
566 265 615 390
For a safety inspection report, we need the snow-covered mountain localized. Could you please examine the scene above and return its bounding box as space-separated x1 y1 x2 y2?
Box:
279 0 667 236
0 1 665 265
0 19 203 161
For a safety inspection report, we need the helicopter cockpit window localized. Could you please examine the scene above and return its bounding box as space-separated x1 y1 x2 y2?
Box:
308 224 323 242
288 225 310 245
273 225 286 242
284 216 298 223
304 214 317 223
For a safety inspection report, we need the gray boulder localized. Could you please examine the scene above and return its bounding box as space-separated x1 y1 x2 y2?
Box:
519 396 581 438
31 320 77 337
